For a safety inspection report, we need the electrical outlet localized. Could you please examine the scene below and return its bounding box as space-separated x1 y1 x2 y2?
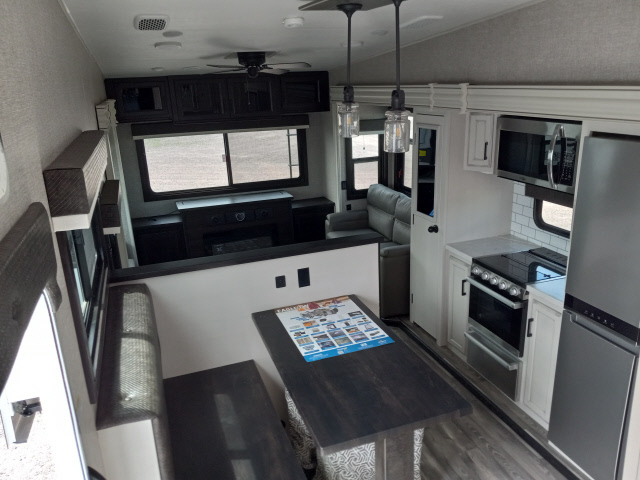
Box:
298 268 310 288
346 204 352 211
275 275 286 288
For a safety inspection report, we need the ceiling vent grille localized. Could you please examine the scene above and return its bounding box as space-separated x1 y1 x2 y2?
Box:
134 15 169 31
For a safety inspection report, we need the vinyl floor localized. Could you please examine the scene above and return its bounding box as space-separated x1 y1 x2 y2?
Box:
391 327 569 480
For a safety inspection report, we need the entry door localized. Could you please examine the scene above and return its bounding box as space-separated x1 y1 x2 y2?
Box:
410 115 445 339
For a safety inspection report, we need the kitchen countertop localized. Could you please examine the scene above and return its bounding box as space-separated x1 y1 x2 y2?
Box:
445 234 538 264
527 278 566 310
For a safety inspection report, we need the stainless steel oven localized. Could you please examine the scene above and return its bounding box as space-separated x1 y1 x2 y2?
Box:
464 248 566 400
465 277 525 400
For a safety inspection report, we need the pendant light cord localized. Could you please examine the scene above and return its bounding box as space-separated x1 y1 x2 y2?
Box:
347 10 352 88
394 0 401 94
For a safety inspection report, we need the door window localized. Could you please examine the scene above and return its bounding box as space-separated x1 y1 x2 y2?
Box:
415 127 437 217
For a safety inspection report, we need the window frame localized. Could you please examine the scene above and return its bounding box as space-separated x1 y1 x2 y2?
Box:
533 198 571 239
136 128 309 202
345 133 388 200
393 152 411 197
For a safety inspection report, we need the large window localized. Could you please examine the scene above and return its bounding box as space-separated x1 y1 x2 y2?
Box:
533 199 573 238
137 128 308 201
345 133 387 200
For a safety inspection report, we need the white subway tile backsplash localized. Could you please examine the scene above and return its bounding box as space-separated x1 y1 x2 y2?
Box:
535 230 551 244
508 184 570 257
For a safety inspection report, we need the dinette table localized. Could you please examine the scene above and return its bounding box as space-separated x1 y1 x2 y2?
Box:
252 295 472 479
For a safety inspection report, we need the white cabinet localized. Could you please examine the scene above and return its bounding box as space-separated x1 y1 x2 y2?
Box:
464 113 495 173
447 255 470 356
519 297 563 428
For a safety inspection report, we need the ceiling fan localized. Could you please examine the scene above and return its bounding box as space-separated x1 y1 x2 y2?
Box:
207 52 311 78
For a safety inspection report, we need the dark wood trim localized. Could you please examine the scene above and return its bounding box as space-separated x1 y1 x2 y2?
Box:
56 232 98 404
137 129 309 202
131 115 309 138
110 233 383 283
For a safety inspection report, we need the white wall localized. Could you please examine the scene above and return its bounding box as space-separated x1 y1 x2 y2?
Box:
510 183 570 256
119 112 333 219
113 243 380 417
0 0 106 473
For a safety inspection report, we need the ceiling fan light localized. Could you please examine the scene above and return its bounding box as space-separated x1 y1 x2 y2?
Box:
384 108 410 153
337 102 360 138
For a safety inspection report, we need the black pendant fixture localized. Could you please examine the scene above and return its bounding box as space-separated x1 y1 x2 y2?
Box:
336 3 362 138
384 0 410 153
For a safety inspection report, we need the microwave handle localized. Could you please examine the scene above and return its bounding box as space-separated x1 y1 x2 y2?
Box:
547 124 565 190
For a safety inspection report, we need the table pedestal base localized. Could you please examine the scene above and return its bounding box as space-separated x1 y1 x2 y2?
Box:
375 431 417 480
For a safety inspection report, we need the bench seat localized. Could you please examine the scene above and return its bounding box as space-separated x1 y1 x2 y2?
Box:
164 360 306 480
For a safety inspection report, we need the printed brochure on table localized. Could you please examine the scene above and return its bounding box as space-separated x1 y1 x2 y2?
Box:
275 295 394 362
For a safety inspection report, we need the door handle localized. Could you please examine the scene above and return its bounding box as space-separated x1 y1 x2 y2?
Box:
527 317 534 337
428 225 439 233
461 279 467 296
484 141 488 160
546 124 565 190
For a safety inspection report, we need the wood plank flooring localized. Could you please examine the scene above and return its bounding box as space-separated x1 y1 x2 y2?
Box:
390 327 569 480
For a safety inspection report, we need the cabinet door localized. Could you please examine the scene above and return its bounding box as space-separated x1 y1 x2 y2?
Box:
410 115 445 340
227 76 282 116
171 78 229 122
447 256 471 355
464 113 495 173
280 72 329 113
521 299 563 427
105 78 172 123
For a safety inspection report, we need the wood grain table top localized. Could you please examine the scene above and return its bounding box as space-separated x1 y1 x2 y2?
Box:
252 295 472 455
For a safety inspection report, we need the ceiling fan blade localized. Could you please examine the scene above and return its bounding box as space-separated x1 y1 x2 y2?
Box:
264 62 312 69
206 64 243 69
261 68 289 75
207 67 246 74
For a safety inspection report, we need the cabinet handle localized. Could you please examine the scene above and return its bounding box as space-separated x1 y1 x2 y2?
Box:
461 279 467 296
484 141 489 160
527 317 534 337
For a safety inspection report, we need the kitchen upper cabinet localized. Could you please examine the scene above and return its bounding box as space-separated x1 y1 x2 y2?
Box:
519 297 563 428
464 113 495 173
105 77 173 123
280 72 329 113
227 76 282 117
447 255 471 356
171 77 229 122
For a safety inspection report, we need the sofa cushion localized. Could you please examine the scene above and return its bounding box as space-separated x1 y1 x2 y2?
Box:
367 184 400 241
326 228 382 240
392 195 412 245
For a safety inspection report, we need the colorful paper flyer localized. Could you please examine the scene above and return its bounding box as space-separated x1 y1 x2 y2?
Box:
275 295 394 362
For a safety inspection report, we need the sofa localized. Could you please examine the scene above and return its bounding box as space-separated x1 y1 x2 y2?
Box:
325 184 411 318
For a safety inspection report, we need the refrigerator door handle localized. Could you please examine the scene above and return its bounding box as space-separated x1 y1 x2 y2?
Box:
568 311 640 355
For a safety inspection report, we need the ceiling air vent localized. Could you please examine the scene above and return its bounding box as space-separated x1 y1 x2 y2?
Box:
134 15 169 31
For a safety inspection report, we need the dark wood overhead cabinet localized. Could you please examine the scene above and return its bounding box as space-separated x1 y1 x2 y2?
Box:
170 77 230 122
105 77 173 123
281 71 329 113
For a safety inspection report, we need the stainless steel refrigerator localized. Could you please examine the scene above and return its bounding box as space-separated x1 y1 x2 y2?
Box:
548 135 640 480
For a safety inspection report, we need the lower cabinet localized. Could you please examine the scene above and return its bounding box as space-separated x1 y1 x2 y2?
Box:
133 215 187 266
447 255 471 356
518 296 563 428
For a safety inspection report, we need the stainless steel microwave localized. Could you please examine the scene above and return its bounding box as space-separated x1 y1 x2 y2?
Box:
496 117 582 194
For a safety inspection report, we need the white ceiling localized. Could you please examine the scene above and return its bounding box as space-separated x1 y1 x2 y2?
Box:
59 0 542 78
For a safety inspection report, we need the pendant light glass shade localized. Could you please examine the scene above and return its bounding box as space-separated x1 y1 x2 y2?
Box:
338 101 360 138
384 108 410 153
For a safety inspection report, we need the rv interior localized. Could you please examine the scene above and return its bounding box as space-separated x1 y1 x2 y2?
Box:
1 0 640 479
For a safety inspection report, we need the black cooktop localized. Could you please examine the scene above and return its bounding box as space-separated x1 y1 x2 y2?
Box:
475 247 566 286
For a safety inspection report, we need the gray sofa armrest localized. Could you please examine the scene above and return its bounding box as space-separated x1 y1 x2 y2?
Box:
325 210 369 234
379 243 410 258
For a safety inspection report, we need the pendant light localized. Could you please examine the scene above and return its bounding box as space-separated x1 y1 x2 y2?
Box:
384 0 410 153
337 3 362 138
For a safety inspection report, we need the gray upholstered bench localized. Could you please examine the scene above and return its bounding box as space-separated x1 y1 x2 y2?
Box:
96 284 174 480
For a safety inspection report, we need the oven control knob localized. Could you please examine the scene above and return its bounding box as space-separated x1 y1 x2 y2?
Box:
481 272 490 281
509 286 521 297
471 266 482 276
499 281 508 290
490 277 499 285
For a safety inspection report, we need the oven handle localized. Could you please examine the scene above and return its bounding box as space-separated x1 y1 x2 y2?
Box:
466 276 523 309
464 331 519 371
